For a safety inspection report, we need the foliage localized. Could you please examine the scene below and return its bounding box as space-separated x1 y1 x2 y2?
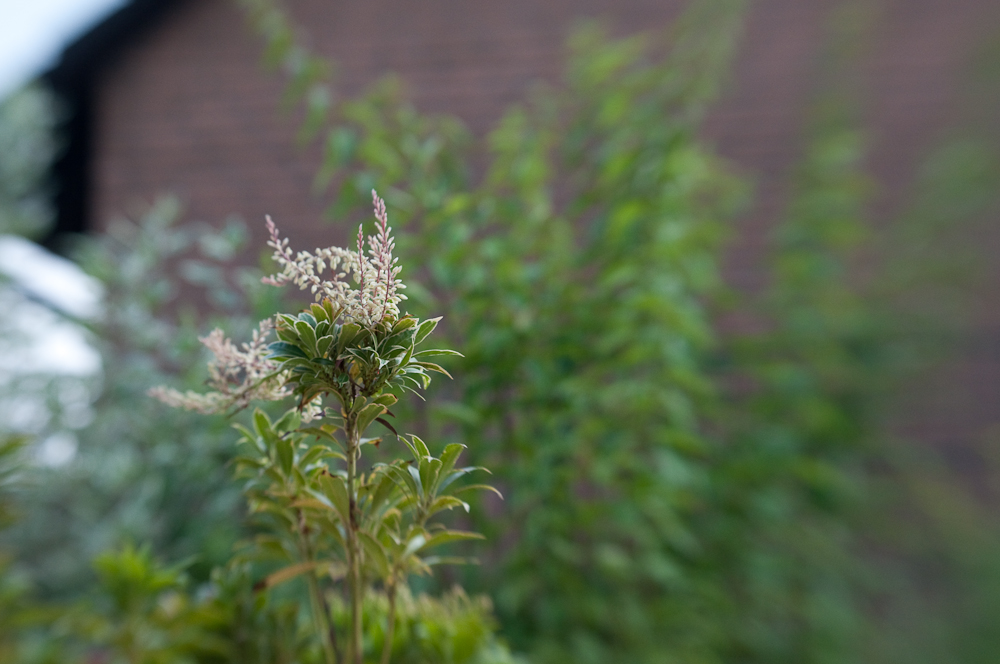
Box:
1 436 64 664
0 83 60 239
152 192 500 664
243 1 748 661
329 587 520 664
0 435 25 530
0 0 997 662
0 435 27 660
30 543 514 664
66 543 231 663
0 197 517 661
239 1 1000 663
0 198 265 596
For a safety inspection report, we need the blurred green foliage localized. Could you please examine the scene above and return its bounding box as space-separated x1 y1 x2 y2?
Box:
1 198 266 595
330 587 520 664
24 543 514 664
0 0 997 662
0 84 60 239
240 0 1000 662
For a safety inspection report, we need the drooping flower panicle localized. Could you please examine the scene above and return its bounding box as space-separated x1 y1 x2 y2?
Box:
148 318 324 418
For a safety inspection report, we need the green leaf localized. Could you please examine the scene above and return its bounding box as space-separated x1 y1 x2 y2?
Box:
439 466 489 492
438 443 466 482
290 497 332 512
317 334 336 357
232 454 265 470
276 313 298 328
275 437 294 477
406 465 424 499
408 434 431 459
337 322 362 354
314 475 350 525
414 316 441 344
428 495 470 516
391 316 417 334
403 533 427 558
419 530 485 552
355 402 387 434
268 341 308 359
453 484 504 500
276 317 300 341
252 409 281 451
420 457 442 497
358 531 390 578
300 444 344 466
322 299 340 321
294 320 318 355
348 396 368 416
368 472 399 513
310 302 330 322
274 409 301 433
385 465 420 501
414 348 464 358
233 423 264 453
301 425 343 449
252 535 294 561
415 361 452 379
373 393 398 407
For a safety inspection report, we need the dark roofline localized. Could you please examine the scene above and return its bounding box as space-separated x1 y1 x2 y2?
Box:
41 0 190 250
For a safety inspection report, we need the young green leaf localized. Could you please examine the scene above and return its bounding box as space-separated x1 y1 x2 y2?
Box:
414 316 442 344
355 402 387 434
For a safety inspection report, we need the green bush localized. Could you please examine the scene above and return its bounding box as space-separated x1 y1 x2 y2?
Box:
0 1 998 662
240 0 1000 662
52 544 516 664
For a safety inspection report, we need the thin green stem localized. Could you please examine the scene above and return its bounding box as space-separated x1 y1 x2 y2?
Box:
298 512 337 664
380 581 397 664
306 569 338 664
346 422 363 664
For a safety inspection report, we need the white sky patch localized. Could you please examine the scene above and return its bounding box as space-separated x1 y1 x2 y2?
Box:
0 234 103 319
0 0 128 99
0 235 102 380
0 288 101 377
0 237 102 466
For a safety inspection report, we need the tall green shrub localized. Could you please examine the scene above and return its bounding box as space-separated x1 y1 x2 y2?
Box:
239 1 1000 663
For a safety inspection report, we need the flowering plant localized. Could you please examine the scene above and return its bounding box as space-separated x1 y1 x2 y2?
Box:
152 191 496 664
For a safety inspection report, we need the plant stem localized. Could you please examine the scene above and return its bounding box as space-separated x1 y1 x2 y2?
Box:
380 581 397 664
298 512 338 664
346 422 363 664
307 568 338 664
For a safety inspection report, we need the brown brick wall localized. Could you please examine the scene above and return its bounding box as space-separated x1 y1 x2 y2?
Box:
92 0 995 265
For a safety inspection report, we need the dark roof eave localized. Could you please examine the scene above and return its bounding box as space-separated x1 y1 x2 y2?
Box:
41 0 190 248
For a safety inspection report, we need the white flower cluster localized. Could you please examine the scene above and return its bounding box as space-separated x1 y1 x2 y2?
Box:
148 320 321 421
262 189 406 328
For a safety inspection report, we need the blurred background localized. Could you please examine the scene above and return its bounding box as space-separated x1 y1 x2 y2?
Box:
1 0 1000 662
